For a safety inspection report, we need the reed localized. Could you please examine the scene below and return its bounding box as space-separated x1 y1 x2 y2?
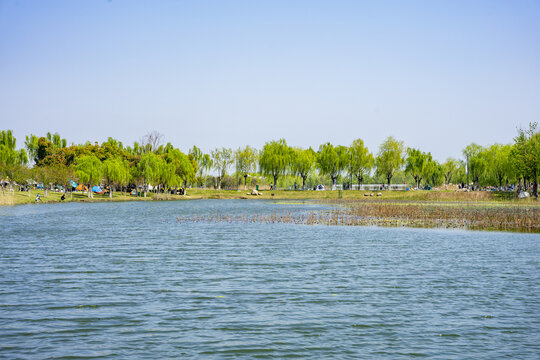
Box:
176 202 540 233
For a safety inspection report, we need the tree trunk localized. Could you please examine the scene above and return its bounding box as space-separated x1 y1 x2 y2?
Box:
302 176 307 190
273 175 278 190
110 186 113 198
387 175 392 187
244 175 248 190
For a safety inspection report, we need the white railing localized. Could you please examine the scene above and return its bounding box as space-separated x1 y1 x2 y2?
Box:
350 184 408 191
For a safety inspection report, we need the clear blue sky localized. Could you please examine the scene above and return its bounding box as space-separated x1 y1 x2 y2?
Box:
1 0 539 161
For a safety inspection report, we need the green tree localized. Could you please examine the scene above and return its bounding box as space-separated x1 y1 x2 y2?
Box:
0 130 28 195
442 158 459 185
75 155 103 198
463 143 485 188
405 148 429 188
165 148 195 190
348 139 374 188
137 152 162 197
317 143 348 188
375 136 405 186
236 146 258 190
46 132 67 149
483 144 512 188
423 157 443 187
291 147 315 190
102 157 126 198
25 134 39 164
259 139 291 190
211 148 233 189
511 122 539 198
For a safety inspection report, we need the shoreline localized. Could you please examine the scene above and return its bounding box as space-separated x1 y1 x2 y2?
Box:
2 189 538 233
1 188 538 206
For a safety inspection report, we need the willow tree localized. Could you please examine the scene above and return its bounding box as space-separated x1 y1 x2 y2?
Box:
462 143 485 188
165 148 195 191
405 148 429 188
375 136 404 186
102 157 125 198
236 145 258 190
75 155 102 198
511 122 539 198
137 152 161 197
211 148 233 189
259 139 291 190
348 139 373 188
442 158 459 185
292 147 315 190
0 130 28 195
317 143 348 188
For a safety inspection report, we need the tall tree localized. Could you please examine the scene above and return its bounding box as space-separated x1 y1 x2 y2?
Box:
292 147 315 190
405 148 429 188
348 139 373 188
236 146 258 190
375 136 405 186
0 130 28 195
511 122 539 198
259 139 291 190
46 132 67 149
423 157 443 187
165 148 195 190
75 155 102 198
462 143 485 188
139 131 164 153
484 144 512 188
317 143 348 188
137 152 162 197
211 148 233 189
25 134 39 164
102 157 125 198
442 158 459 185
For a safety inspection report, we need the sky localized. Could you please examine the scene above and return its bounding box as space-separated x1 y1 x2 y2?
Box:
1 0 539 161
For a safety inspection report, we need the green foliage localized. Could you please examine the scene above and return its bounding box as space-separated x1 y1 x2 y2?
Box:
291 147 315 189
103 157 126 196
423 158 443 187
511 122 539 197
375 136 405 186
259 139 292 189
405 148 429 188
463 143 486 186
211 148 234 189
75 155 102 197
236 145 258 188
442 158 459 184
165 148 195 187
348 139 373 186
316 143 348 186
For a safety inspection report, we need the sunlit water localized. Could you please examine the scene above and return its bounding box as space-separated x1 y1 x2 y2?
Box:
1 200 539 359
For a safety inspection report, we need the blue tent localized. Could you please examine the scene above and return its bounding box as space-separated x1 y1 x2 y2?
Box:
92 186 103 193
70 180 77 188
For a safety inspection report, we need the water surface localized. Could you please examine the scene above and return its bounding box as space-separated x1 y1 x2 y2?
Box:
1 200 539 358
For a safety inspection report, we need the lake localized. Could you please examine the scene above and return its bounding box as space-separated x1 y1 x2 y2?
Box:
1 200 539 359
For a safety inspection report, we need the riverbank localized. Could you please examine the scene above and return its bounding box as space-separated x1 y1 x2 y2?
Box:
2 188 538 232
1 188 537 206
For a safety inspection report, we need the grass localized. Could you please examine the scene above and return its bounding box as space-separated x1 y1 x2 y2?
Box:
3 187 539 232
1 187 538 206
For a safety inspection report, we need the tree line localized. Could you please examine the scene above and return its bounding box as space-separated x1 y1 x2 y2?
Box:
0 124 538 198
